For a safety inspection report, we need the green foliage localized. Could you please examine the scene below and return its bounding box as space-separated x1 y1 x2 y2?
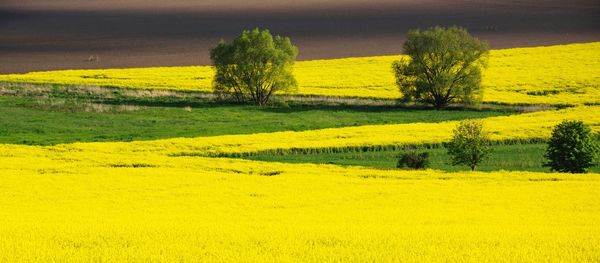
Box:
393 26 489 109
397 150 430 169
210 28 298 105
445 120 492 171
544 120 600 173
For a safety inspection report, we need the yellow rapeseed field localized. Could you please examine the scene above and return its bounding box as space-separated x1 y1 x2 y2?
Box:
1 42 599 105
1 42 600 261
1 105 599 261
1 143 599 262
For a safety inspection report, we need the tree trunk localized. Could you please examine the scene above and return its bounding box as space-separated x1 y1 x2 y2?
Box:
433 100 447 110
433 95 448 110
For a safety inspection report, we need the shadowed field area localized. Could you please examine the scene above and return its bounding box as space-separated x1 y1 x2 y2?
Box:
243 142 600 173
1 0 599 73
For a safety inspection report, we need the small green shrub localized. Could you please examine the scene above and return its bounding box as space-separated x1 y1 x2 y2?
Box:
397 151 430 169
544 120 599 173
445 120 492 171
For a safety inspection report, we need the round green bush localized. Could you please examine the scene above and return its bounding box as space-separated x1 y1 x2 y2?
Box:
544 120 599 173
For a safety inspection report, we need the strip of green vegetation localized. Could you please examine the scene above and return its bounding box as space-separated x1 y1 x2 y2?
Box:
243 143 600 173
0 96 511 145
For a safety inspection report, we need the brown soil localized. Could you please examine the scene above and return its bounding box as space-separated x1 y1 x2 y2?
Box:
1 0 598 73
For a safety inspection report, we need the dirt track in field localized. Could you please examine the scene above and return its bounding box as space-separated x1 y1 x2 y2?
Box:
0 0 599 73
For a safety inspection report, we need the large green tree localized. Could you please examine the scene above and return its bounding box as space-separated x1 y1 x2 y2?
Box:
210 28 298 105
393 26 489 109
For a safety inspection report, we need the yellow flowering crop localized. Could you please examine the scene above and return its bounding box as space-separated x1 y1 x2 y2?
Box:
1 141 599 261
1 42 599 105
0 106 598 261
1 42 600 262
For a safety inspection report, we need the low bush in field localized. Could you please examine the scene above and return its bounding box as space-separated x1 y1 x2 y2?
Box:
397 150 430 169
544 120 599 173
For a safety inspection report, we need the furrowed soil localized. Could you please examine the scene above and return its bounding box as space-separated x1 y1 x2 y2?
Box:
1 0 599 73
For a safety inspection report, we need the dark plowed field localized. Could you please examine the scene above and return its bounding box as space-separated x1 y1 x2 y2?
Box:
1 0 598 73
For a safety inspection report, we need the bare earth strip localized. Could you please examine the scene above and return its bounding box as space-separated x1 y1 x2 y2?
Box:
0 0 599 74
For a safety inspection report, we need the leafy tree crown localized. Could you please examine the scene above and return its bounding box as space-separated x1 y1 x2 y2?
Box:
210 28 298 105
393 26 489 109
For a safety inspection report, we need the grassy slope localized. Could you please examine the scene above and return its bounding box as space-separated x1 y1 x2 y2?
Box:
244 142 600 173
0 96 510 145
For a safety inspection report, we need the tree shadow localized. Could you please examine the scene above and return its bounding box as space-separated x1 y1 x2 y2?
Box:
256 103 492 113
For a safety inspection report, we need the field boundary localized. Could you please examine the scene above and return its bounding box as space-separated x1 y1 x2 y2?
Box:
170 138 550 158
0 81 556 112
